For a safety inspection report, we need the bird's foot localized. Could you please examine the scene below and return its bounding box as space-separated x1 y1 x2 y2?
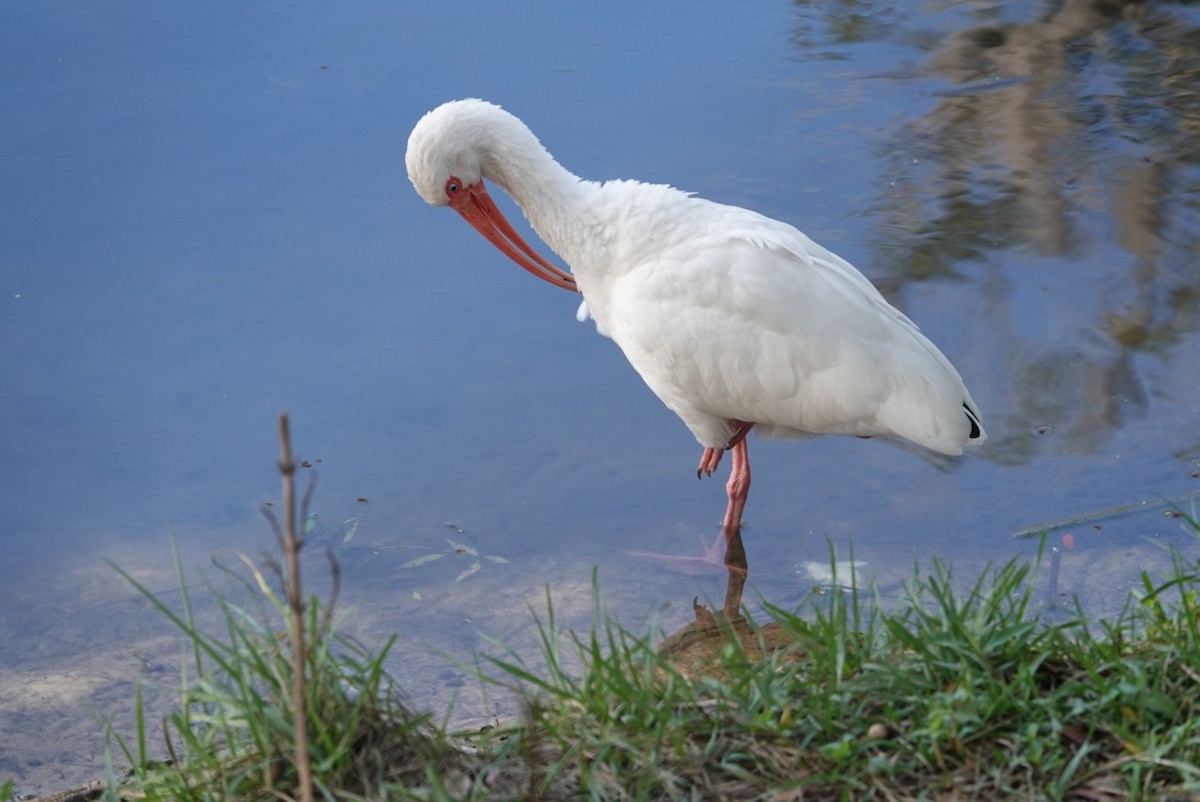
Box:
695 421 755 480
696 447 724 479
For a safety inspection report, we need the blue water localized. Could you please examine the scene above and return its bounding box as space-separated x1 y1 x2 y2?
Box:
3 1 1199 792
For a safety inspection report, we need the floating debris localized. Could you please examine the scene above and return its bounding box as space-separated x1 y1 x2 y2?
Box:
800 559 867 592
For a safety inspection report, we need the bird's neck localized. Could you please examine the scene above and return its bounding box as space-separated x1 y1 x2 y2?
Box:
481 130 604 270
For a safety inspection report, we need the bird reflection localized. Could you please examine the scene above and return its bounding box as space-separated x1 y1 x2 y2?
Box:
653 527 800 671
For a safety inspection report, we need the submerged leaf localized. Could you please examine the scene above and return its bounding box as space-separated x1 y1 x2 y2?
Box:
400 552 446 569
456 560 482 582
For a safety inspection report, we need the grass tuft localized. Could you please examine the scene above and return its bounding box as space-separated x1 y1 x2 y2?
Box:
106 540 462 801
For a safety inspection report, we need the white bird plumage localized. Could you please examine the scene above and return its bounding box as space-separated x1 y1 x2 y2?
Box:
406 98 985 538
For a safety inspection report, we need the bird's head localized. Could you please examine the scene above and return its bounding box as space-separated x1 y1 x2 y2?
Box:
405 99 577 291
405 99 489 207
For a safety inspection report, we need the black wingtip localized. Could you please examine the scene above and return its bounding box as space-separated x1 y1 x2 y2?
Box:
963 403 982 440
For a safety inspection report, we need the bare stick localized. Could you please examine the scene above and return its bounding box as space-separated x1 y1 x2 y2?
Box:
320 550 340 639
277 412 314 802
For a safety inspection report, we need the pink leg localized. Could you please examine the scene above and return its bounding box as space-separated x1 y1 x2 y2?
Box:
627 426 753 574
721 439 751 533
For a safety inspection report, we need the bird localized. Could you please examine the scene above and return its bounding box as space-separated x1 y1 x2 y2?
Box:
405 98 985 545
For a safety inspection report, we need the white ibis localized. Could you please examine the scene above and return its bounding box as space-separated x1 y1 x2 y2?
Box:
405 99 986 542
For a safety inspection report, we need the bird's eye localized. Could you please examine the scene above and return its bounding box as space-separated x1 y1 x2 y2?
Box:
445 177 462 197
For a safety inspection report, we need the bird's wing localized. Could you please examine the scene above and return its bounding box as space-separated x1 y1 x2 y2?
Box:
607 204 978 454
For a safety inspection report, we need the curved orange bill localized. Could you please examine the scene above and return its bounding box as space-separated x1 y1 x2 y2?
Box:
452 181 577 292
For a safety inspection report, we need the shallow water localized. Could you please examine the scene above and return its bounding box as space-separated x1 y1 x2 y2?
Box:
2 0 1199 794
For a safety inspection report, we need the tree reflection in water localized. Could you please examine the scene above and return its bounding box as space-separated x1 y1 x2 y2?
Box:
790 0 1200 468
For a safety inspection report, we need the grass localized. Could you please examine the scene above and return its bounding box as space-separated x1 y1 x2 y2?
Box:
104 544 462 801
86 517 1200 801
10 420 1200 801
473 540 1200 800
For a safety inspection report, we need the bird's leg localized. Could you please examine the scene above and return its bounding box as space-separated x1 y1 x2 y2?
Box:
628 424 754 576
721 439 751 533
695 420 754 478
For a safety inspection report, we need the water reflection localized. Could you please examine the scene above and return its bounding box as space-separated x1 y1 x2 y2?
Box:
655 527 751 669
790 0 1200 469
908 0 1200 260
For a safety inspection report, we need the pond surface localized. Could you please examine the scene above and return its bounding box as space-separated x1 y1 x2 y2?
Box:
2 0 1199 794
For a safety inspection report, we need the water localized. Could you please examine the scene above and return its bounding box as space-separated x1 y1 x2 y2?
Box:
2 0 1199 793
